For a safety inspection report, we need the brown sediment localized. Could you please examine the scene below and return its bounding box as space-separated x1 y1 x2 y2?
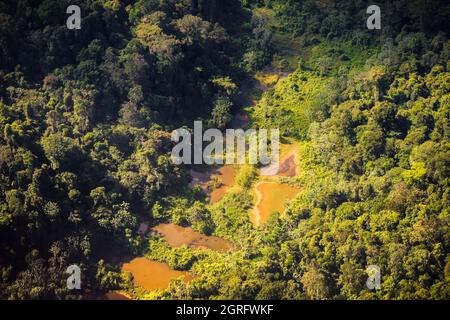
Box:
259 143 299 177
190 165 237 204
121 257 193 292
277 146 299 177
152 223 233 252
277 155 297 177
251 182 302 226
210 165 237 203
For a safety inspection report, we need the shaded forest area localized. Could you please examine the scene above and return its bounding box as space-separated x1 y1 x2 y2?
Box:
0 0 449 299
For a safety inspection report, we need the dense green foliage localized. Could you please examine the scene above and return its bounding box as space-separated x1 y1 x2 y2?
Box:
0 0 449 300
0 0 254 299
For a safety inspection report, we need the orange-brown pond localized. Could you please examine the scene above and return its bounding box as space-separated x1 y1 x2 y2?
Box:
251 182 302 226
122 257 193 292
210 165 237 203
111 224 232 297
152 223 233 252
190 165 237 204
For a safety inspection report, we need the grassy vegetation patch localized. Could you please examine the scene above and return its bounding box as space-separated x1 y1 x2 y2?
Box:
251 69 330 138
307 40 378 75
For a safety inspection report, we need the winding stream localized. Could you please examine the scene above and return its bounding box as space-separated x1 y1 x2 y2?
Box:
103 69 300 300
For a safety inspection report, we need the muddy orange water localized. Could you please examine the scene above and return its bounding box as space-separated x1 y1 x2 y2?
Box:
190 165 237 204
210 165 237 203
153 223 233 252
251 182 302 226
122 257 193 291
